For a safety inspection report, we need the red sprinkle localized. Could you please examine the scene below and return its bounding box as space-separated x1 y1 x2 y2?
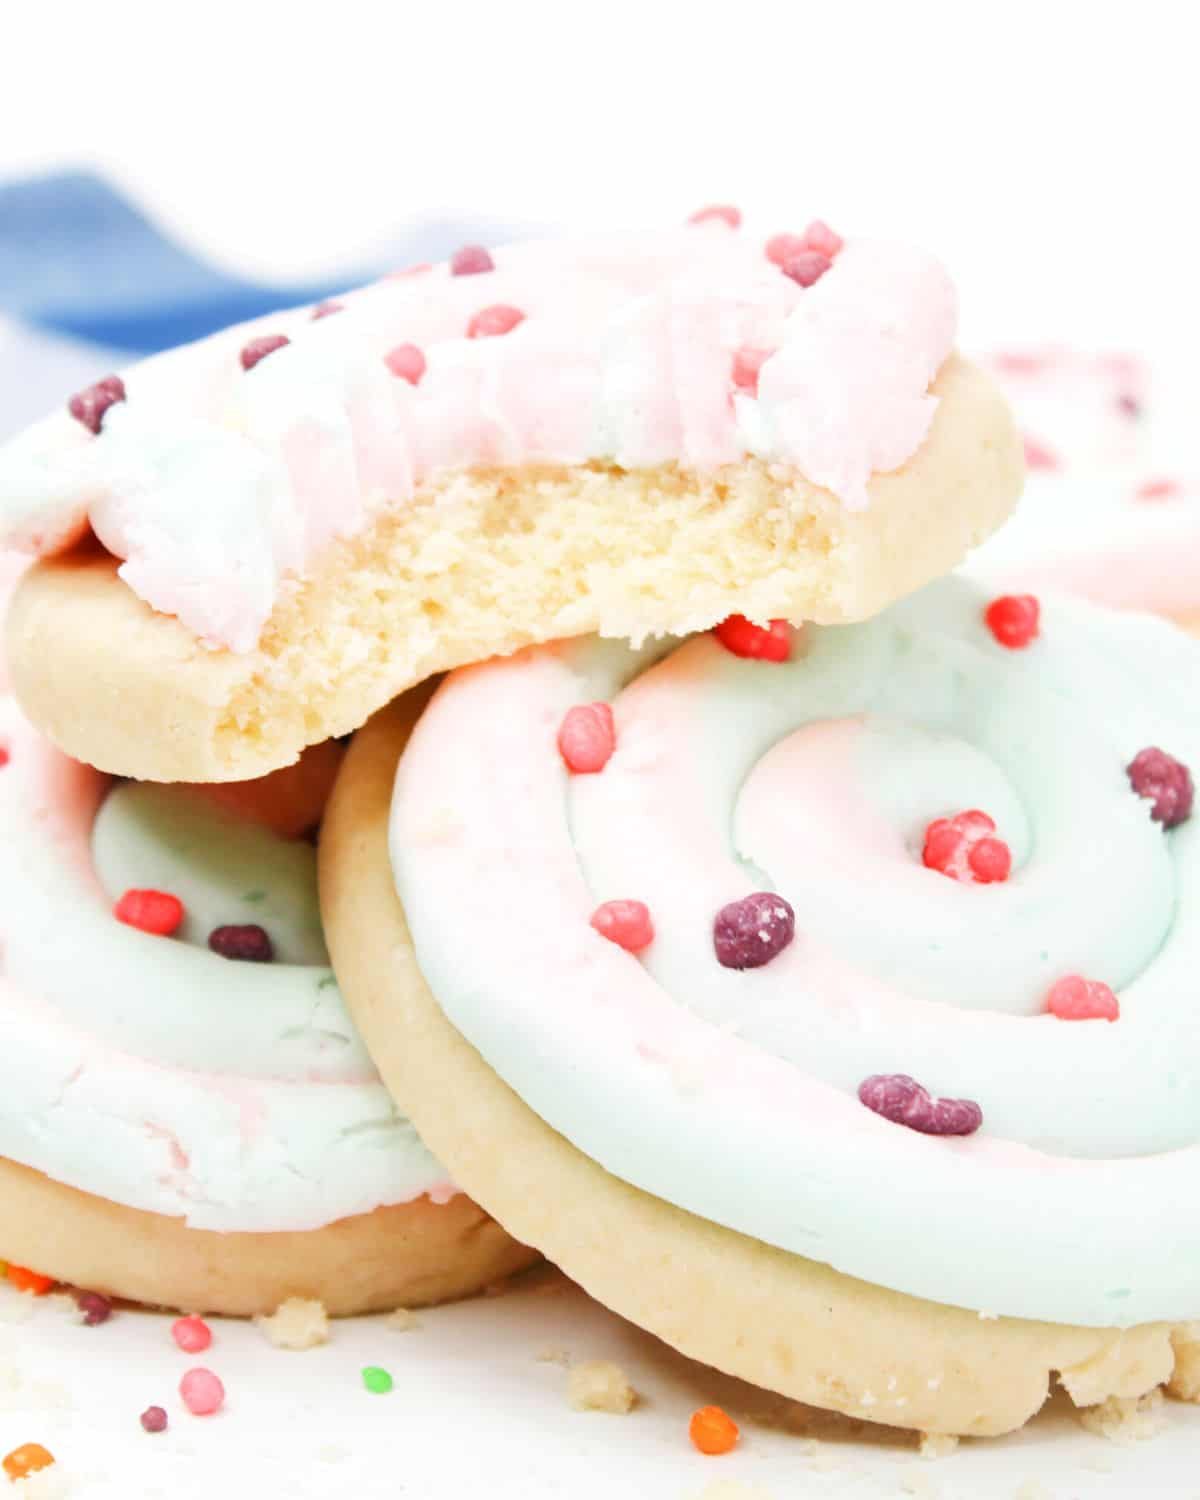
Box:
75 1290 113 1326
1047 975 1120 1022
140 1405 168 1433
590 900 654 953
1022 435 1060 471
384 343 427 385
0 746 11 769
1127 747 1194 828
208 925 274 962
68 375 126 434
310 300 344 320
731 347 772 397
984 594 1040 649
466 305 525 339
114 889 185 937
240 335 290 371
713 614 791 663
558 703 616 774
1135 477 1182 502
450 245 495 276
172 1315 212 1354
179 1367 225 1416
781 251 832 288
858 1074 982 1136
922 810 1012 885
688 204 741 229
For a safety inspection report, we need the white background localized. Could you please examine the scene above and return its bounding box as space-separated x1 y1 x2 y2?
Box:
4 0 1197 351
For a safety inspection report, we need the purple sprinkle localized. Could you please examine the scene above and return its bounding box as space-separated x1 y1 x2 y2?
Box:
450 244 495 276
75 1290 113 1326
858 1074 982 1137
208 923 274 962
780 251 832 288
240 334 291 372
140 1405 168 1433
310 300 344 321
713 892 796 970
68 375 126 435
1127 746 1193 829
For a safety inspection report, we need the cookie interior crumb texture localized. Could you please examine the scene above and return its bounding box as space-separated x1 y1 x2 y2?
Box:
1076 1386 1166 1443
565 1360 638 1414
253 1297 330 1351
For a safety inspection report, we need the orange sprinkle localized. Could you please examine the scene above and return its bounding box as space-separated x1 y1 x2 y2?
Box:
3 1443 55 1481
689 1404 740 1456
5 1265 54 1296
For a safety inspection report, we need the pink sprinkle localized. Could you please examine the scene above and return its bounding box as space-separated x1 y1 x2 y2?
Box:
800 219 843 258
239 335 290 372
1127 746 1194 828
992 352 1048 375
1022 435 1060 471
172 1315 212 1354
780 251 832 288
310 300 343 320
1047 975 1120 1022
765 233 808 267
451 245 495 276
590 900 654 954
140 1405 168 1434
1117 392 1142 418
467 305 525 339
558 703 616 774
731 347 772 397
688 204 741 229
1136 477 1182 501
858 1074 982 1136
384 343 427 385
922 810 1012 885
68 375 126 434
179 1368 225 1417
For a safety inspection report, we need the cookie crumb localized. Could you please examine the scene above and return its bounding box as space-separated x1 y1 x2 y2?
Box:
1167 1322 1200 1402
385 1307 418 1333
918 1432 958 1460
1077 1386 1165 1443
566 1360 637 1414
254 1297 329 1351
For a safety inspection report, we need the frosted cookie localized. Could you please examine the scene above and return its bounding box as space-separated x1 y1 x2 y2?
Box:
320 572 1200 1436
0 215 1020 782
971 349 1200 621
0 699 533 1316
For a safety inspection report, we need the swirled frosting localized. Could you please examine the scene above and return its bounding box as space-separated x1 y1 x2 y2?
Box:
0 699 452 1231
0 225 956 651
390 573 1200 1326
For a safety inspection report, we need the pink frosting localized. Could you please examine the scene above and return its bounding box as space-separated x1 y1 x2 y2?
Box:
0 226 957 650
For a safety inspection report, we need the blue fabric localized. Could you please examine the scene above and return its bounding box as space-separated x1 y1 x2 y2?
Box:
0 170 501 356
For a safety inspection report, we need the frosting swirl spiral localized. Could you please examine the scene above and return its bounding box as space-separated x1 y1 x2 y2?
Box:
390 574 1200 1326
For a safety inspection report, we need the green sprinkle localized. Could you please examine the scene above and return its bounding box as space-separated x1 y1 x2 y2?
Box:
362 1366 393 1395
242 890 267 904
317 974 338 992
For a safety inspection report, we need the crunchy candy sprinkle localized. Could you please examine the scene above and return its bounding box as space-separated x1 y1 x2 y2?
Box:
68 375 126 434
1135 477 1182 501
172 1314 213 1354
1127 747 1193 829
1022 435 1060 470
383 343 427 385
140 1405 168 1433
2 1444 55 1482
1047 975 1120 1022
858 1074 983 1136
922 811 1012 885
590 900 654 954
713 614 791 662
557 703 616 774
466 304 525 339
713 892 796 970
984 594 1040 649
310 300 344 320
688 205 741 229
689 1405 739 1455
114 888 184 937
800 219 844 258
731 346 772 396
0 746 9 768
781 250 833 288
208 924 274 962
239 334 290 372
75 1290 113 1326
179 1367 225 1416
450 245 495 276
6 1265 54 1296
362 1366 394 1394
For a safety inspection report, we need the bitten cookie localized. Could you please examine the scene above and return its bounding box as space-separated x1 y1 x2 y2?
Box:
0 693 533 1316
0 216 1020 782
319 573 1200 1436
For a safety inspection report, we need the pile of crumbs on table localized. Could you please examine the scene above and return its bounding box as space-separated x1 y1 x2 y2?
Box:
1076 1386 1165 1442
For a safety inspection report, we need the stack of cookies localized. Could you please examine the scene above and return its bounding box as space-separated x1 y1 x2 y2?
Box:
2 211 1196 1441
